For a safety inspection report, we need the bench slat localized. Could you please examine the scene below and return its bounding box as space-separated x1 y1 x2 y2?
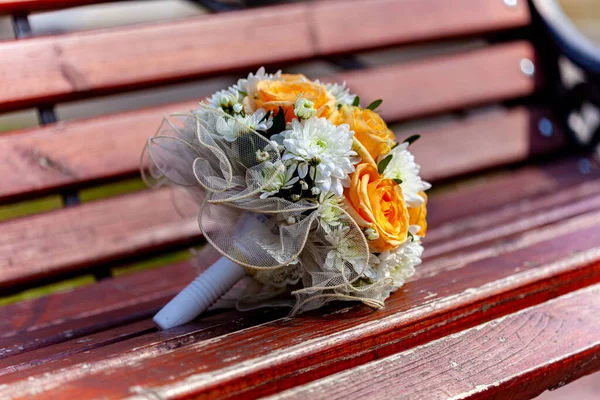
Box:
427 174 600 248
0 307 285 378
0 246 221 359
0 42 539 203
0 157 596 362
2 205 600 398
409 107 563 182
0 188 201 289
0 3 314 113
0 100 196 203
268 284 600 400
313 0 530 55
0 0 531 113
0 0 110 13
343 42 538 122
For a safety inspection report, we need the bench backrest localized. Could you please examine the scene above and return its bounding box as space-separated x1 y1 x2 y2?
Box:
0 0 566 296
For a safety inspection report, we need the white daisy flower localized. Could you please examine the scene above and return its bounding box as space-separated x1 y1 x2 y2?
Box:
259 162 299 199
272 118 358 196
323 225 352 271
318 194 344 228
316 80 356 106
233 67 282 98
383 142 432 207
207 88 243 112
215 109 273 142
364 236 423 287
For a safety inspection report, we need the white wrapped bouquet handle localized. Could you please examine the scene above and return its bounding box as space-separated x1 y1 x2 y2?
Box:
153 256 246 329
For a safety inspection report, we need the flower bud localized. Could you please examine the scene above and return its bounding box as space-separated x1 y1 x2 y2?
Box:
364 227 380 241
294 96 317 119
233 103 243 114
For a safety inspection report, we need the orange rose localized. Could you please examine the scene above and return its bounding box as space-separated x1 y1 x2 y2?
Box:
408 192 428 237
254 78 335 123
278 73 310 82
344 163 409 252
328 105 396 162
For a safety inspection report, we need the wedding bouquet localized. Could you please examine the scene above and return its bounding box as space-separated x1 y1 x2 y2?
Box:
142 68 430 329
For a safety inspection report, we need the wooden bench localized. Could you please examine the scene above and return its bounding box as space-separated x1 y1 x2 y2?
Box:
1 0 600 398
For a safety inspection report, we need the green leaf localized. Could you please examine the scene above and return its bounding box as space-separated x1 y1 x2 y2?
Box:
352 96 360 107
391 143 399 150
366 99 382 111
407 231 415 242
403 134 421 145
238 91 248 97
337 104 343 110
393 178 403 185
377 154 393 174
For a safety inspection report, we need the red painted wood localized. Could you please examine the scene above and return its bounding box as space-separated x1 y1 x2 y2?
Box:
0 245 220 360
313 0 530 55
1 171 598 365
0 0 530 32
0 188 201 289
337 42 539 122
1 155 597 292
0 0 530 112
0 3 314 113
0 319 157 375
424 191 600 264
0 0 112 13
2 208 600 399
427 157 600 227
0 100 197 203
1 195 599 382
269 284 600 400
409 107 565 182
0 101 548 205
0 307 287 378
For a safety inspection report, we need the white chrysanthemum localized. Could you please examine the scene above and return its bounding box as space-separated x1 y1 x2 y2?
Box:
318 194 344 228
258 162 299 199
233 67 281 97
207 88 243 111
364 236 423 287
316 80 356 106
324 225 355 271
272 118 358 196
383 142 431 207
215 109 273 142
